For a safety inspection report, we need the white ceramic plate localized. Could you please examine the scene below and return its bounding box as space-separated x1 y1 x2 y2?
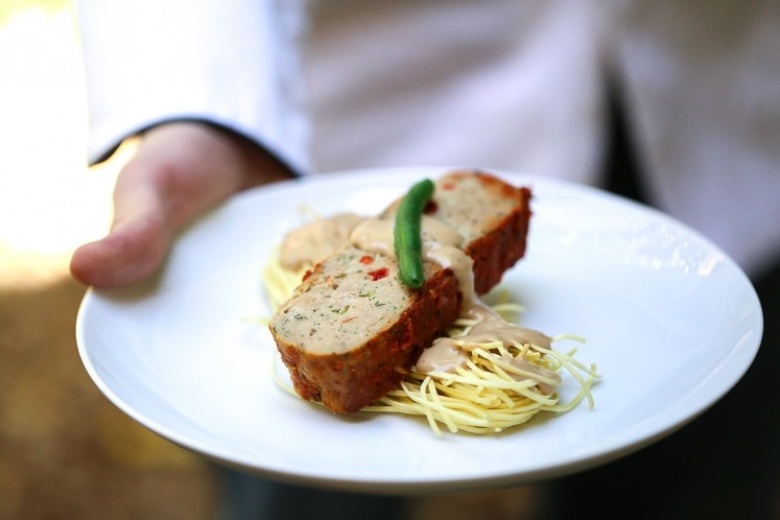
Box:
76 167 762 494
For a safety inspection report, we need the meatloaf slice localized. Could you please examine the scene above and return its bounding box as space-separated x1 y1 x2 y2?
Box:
269 170 532 413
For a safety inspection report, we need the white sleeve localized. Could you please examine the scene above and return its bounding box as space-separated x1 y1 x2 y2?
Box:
74 0 310 173
611 0 780 275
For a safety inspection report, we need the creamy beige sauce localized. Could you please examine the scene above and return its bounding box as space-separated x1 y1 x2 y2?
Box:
419 216 465 248
424 245 475 306
414 311 560 395
414 338 466 373
349 218 394 256
280 211 556 392
349 215 475 304
349 215 464 255
460 320 553 351
504 355 561 395
281 211 468 275
279 213 365 270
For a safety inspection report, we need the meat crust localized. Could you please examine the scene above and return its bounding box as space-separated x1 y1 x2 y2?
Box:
269 170 532 413
276 264 461 413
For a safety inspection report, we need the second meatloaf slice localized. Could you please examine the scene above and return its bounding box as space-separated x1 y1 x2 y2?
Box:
269 170 532 413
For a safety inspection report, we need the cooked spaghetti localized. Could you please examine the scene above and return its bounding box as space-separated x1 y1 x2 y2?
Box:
364 317 597 435
262 245 599 436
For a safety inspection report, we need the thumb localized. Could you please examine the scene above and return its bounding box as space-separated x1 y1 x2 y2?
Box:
70 172 172 288
70 122 293 288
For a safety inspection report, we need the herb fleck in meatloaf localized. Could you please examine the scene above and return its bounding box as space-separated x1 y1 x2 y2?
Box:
269 170 532 413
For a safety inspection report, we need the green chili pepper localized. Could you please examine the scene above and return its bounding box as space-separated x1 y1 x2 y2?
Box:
394 178 435 289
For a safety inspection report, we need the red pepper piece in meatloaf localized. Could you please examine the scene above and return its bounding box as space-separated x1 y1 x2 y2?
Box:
269 170 532 413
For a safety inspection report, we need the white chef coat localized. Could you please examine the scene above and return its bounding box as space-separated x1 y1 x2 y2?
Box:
74 0 310 172
75 0 780 277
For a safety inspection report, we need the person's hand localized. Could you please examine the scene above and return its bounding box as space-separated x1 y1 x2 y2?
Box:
70 121 295 288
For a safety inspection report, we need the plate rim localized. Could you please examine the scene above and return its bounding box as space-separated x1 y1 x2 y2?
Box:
75 166 764 494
